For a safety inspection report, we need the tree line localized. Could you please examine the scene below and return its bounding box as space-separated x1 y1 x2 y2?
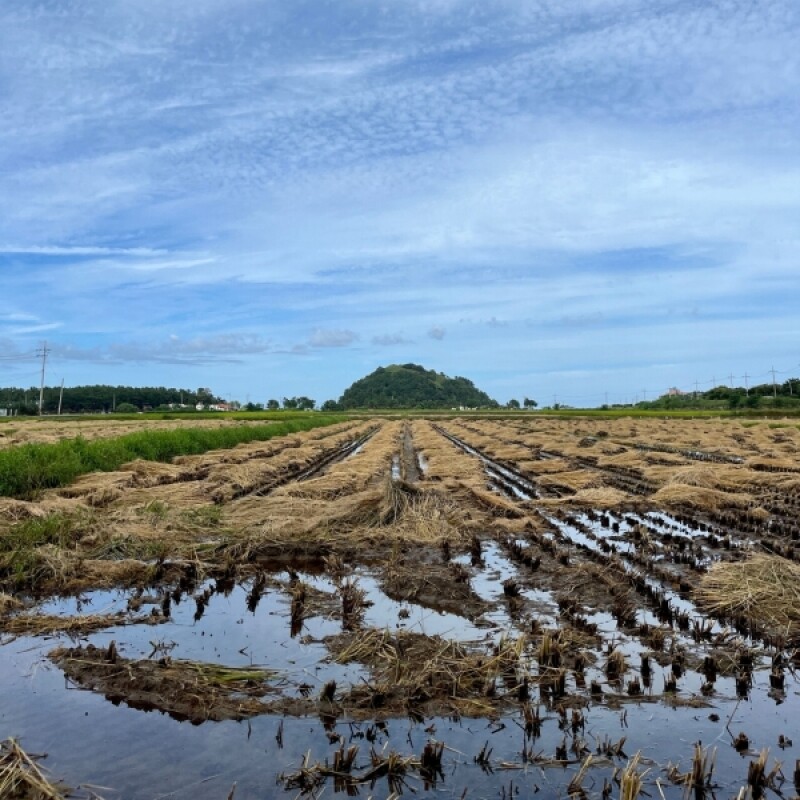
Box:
638 380 800 411
0 385 221 415
0 384 324 415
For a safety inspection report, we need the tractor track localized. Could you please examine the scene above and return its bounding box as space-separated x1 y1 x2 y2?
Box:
221 425 380 503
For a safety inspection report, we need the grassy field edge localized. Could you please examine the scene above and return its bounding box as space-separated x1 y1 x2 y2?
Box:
0 415 345 499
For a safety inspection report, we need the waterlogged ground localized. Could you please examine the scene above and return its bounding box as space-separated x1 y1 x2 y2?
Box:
1 416 800 798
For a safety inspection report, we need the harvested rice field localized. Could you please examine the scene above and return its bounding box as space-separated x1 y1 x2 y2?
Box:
0 416 275 450
1 415 800 799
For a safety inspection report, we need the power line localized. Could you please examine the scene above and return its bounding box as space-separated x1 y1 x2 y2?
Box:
36 342 50 416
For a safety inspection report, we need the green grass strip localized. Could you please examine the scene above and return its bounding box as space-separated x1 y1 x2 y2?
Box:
0 415 343 499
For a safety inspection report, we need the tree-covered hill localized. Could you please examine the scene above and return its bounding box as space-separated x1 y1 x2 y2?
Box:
337 364 497 409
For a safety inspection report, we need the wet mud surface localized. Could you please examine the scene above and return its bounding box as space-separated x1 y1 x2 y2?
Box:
1 417 800 798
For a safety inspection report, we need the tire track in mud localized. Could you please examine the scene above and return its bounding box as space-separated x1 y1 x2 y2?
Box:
53 421 371 508
454 425 658 497
625 440 745 465
219 425 381 503
430 422 787 656
503 509 788 661
432 424 552 499
440 420 800 563
447 420 658 497
164 421 368 490
399 422 421 483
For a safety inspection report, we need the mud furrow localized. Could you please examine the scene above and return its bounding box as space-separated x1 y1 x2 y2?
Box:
432 424 552 499
432 421 782 647
222 425 380 502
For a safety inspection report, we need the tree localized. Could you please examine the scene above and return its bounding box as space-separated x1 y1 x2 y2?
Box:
196 387 214 405
266 399 280 410
296 396 315 410
506 398 521 409
115 402 139 413
282 397 299 410
320 399 341 411
523 397 537 409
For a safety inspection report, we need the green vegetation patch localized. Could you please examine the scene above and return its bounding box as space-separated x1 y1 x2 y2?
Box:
337 363 497 410
0 512 88 590
0 415 342 499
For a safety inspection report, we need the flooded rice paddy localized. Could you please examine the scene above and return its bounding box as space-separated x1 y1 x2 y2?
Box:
1 416 799 798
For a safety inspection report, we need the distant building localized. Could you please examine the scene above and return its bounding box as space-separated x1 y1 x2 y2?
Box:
667 387 686 396
209 402 235 412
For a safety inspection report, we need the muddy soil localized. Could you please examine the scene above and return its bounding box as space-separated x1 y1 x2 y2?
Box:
51 642 279 723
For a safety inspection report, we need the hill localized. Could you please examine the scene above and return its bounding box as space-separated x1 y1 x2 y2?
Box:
338 364 497 409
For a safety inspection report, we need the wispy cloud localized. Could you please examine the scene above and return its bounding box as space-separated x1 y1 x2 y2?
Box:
0 245 168 257
308 329 359 348
372 333 413 346
50 333 274 365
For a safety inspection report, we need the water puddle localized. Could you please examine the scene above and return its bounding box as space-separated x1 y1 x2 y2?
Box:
1 546 797 799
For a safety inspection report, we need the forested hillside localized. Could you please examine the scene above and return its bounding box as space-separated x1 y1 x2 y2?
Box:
337 364 497 409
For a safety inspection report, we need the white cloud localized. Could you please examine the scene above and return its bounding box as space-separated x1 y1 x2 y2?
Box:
308 328 359 348
371 333 412 346
0 245 167 257
428 326 446 341
49 333 273 365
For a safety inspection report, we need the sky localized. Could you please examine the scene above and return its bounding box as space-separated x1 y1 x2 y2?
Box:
1 0 799 407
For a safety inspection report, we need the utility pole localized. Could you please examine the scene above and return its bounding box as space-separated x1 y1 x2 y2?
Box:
728 373 735 388
58 379 64 415
770 366 778 399
743 373 750 396
642 388 647 401
604 391 609 407
36 342 50 416
552 394 557 408
694 380 700 399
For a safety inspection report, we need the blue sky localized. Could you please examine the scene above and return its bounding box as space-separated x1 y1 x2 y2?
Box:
1 0 799 406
